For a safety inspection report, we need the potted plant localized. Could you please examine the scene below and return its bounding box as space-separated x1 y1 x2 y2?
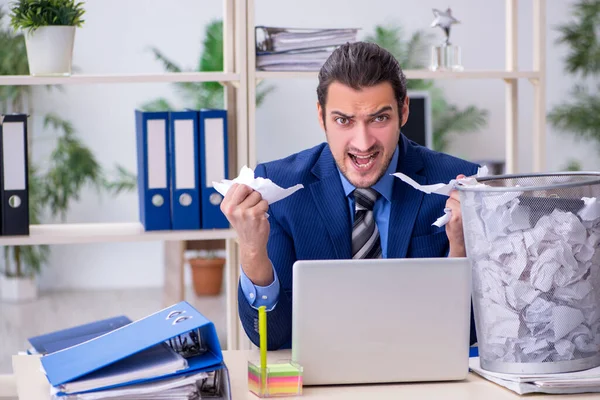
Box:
0 242 46 301
186 250 226 296
9 0 85 76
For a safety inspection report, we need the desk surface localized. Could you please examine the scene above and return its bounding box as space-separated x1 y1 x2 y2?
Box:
8 350 599 399
226 350 598 400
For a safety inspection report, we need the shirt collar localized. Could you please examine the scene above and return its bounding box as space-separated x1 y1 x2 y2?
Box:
338 144 399 202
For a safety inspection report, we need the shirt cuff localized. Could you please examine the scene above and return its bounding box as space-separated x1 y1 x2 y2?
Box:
239 263 280 311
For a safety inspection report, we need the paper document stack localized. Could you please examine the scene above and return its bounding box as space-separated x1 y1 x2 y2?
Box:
25 301 231 399
470 357 600 394
255 26 358 71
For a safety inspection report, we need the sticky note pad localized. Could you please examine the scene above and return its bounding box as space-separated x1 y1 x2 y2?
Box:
248 360 303 397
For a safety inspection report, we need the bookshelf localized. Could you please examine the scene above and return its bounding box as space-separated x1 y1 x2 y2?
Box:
0 223 236 246
255 70 541 80
246 0 548 175
0 72 241 86
0 0 248 356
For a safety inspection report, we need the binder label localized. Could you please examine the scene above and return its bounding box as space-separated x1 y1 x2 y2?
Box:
2 122 26 191
174 119 196 189
147 119 167 189
204 118 225 188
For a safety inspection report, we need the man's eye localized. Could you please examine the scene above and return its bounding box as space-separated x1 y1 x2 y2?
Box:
335 117 349 125
374 115 389 122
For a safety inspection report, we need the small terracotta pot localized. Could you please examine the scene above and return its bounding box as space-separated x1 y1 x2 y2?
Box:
189 257 225 296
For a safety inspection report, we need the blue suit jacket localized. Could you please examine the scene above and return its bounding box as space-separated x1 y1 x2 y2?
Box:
238 135 480 350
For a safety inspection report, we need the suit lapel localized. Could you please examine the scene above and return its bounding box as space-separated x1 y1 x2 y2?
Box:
309 147 352 259
387 136 426 259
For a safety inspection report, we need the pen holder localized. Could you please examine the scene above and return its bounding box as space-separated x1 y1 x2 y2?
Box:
248 359 303 397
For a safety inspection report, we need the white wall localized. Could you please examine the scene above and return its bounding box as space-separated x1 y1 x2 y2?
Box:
2 0 597 290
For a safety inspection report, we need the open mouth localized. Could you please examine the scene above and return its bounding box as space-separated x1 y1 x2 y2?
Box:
349 152 379 169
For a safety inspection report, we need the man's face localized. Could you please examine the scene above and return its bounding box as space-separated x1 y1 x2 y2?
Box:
318 81 409 188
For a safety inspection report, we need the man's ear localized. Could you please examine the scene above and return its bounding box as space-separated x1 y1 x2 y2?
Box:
317 101 326 131
400 96 410 127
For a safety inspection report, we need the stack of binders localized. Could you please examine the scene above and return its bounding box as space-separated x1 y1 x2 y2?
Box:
31 301 231 399
135 109 230 231
0 113 30 237
255 26 359 71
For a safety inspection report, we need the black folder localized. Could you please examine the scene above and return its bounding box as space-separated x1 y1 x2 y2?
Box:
0 113 30 236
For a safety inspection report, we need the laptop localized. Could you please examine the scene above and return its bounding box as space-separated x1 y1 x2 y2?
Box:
291 257 472 386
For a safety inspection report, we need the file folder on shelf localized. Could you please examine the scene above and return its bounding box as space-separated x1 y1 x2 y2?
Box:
0 113 30 236
199 109 230 229
135 110 172 231
168 110 201 230
28 316 132 355
40 301 230 398
255 26 359 53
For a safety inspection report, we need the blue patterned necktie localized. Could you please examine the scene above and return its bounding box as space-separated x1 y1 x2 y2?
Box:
351 188 382 259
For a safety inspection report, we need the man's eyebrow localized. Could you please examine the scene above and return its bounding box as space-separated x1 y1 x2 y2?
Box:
330 106 392 119
330 110 353 118
368 106 393 117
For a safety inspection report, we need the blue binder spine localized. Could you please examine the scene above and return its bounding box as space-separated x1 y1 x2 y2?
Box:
198 109 230 229
168 111 201 230
135 110 171 231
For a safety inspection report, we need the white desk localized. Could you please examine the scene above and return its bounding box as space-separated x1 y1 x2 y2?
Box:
7 350 600 399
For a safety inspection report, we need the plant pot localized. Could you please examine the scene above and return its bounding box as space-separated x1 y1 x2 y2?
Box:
189 257 225 296
24 26 76 76
0 274 37 302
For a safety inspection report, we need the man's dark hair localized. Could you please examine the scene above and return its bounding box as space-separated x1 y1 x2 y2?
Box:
317 41 407 128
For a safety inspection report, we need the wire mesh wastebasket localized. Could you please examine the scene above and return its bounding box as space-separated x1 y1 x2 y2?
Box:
457 172 600 374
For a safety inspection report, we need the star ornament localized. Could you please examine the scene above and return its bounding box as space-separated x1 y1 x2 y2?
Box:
431 8 460 44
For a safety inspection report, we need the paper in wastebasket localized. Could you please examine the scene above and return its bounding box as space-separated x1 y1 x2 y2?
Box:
465 192 600 365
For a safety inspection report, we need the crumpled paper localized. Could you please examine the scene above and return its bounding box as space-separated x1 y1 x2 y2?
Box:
463 189 600 365
392 166 489 227
213 165 304 204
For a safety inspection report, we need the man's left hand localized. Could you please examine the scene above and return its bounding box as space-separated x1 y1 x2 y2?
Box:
446 174 466 257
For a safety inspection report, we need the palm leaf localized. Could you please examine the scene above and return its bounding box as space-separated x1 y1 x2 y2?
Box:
554 0 600 77
148 46 183 73
547 84 600 147
199 20 224 72
256 82 276 106
140 98 176 112
147 46 201 101
197 20 225 107
433 106 488 152
364 25 405 62
102 164 137 195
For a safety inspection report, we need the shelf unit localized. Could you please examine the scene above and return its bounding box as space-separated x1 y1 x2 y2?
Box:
0 72 240 86
255 70 541 80
0 2 548 380
0 0 249 354
0 223 236 246
247 0 547 175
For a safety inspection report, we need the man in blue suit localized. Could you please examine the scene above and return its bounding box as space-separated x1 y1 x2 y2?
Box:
221 42 479 350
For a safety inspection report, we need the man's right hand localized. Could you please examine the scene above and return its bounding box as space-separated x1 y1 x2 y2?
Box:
220 183 273 286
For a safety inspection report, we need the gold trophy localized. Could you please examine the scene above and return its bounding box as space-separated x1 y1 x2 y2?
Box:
429 8 463 71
